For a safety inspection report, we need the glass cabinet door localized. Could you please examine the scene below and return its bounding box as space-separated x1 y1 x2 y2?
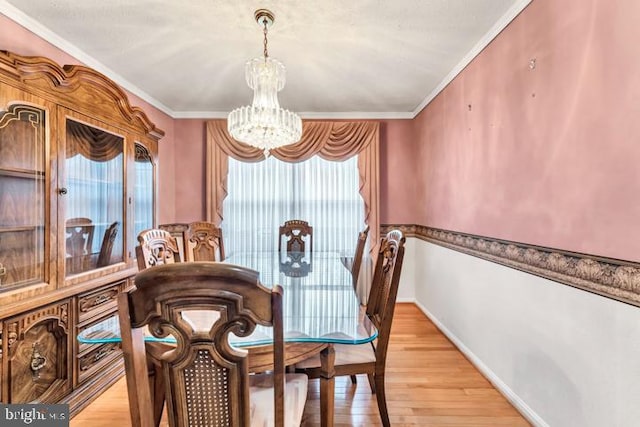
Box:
0 104 46 290
132 143 154 249
63 119 124 276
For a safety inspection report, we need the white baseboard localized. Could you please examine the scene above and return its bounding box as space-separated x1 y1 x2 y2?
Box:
412 299 549 427
396 297 416 303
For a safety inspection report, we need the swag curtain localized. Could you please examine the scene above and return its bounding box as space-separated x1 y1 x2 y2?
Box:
205 120 380 253
206 120 379 303
66 121 123 161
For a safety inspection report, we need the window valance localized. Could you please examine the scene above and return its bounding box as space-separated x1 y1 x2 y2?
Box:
66 120 123 161
205 120 380 252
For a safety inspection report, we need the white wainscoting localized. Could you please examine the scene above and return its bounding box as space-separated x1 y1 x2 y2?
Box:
395 237 417 303
398 238 640 427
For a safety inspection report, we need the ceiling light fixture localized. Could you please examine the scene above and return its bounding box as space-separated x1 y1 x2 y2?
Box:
227 9 302 157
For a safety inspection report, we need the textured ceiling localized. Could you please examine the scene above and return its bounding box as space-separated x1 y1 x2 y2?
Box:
1 0 530 118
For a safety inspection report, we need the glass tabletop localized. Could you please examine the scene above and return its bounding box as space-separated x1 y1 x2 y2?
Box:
78 251 377 347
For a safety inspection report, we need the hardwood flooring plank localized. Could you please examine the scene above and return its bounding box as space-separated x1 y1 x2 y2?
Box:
70 303 530 427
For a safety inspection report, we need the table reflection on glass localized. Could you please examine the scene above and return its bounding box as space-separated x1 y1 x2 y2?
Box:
78 251 375 427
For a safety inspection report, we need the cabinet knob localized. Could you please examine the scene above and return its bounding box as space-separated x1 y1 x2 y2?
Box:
58 187 68 195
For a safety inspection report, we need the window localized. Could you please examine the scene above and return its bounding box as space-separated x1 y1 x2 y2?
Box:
222 155 364 256
133 144 154 249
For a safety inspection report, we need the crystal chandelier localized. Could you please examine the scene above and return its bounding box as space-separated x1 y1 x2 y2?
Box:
227 9 302 157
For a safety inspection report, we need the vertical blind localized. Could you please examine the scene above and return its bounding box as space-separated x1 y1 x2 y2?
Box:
65 149 124 269
222 155 365 257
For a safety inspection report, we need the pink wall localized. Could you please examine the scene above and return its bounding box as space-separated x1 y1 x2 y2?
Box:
414 0 640 261
168 118 417 225
173 119 208 222
380 120 416 224
0 14 177 223
0 14 77 66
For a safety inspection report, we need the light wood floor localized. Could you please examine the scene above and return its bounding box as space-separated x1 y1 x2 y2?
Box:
70 303 530 426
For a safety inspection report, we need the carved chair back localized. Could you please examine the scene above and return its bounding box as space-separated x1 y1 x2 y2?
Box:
65 217 95 274
294 229 405 427
351 225 370 291
279 251 312 277
96 221 119 267
119 262 286 427
135 229 180 271
185 221 226 261
365 230 406 368
278 220 313 254
158 223 189 262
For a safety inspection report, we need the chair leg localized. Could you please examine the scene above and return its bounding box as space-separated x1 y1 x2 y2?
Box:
350 375 357 385
367 373 376 394
152 363 165 427
374 373 390 427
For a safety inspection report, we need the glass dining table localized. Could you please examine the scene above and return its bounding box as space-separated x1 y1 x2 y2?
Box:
78 251 376 427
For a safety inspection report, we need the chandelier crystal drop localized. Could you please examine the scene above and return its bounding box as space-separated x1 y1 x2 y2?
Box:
227 9 302 157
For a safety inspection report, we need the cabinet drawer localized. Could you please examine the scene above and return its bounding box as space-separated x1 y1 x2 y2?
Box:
77 281 123 322
77 341 121 384
76 313 122 384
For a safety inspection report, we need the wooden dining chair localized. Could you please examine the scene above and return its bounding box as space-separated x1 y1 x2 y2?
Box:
278 220 313 254
184 221 226 261
295 230 406 427
350 225 370 291
135 228 180 270
96 221 119 267
158 223 189 262
65 217 95 273
118 262 308 427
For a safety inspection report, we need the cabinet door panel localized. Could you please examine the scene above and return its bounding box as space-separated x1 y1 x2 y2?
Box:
0 106 44 171
0 91 56 300
132 143 155 251
0 229 42 289
59 110 126 283
5 301 71 403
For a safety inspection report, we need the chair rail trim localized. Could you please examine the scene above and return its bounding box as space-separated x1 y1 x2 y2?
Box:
381 224 640 307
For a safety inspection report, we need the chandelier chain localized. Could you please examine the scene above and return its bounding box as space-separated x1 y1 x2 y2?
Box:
263 18 269 59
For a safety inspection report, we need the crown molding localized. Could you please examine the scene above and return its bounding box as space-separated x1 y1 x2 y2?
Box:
411 0 533 118
0 0 175 117
171 111 229 119
171 110 414 120
2 0 530 120
381 224 640 307
297 111 414 120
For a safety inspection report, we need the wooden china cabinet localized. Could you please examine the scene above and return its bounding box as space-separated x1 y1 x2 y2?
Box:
0 51 162 414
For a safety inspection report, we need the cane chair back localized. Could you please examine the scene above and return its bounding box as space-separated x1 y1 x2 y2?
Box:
119 262 300 427
135 229 180 270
